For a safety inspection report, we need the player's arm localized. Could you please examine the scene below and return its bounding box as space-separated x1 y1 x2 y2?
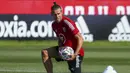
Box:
64 19 83 60
68 32 83 60
74 32 83 56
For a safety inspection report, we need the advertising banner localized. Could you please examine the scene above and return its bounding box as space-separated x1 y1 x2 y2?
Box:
0 15 130 42
0 0 130 42
0 0 130 15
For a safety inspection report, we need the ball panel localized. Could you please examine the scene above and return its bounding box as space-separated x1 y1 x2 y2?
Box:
59 46 74 60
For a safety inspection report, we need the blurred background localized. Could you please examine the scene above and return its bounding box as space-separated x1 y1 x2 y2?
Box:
0 0 130 73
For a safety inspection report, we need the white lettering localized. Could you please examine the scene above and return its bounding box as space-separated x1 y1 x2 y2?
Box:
108 16 130 42
109 34 130 42
17 21 27 38
88 6 95 15
64 6 74 15
31 21 38 37
65 5 109 15
38 21 48 37
0 15 56 38
48 21 53 37
14 15 18 37
4 21 14 37
0 21 5 37
76 16 94 42
75 6 85 15
126 6 130 15
98 6 108 15
116 6 125 15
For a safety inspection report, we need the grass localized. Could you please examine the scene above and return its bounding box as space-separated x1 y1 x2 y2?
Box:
0 40 130 73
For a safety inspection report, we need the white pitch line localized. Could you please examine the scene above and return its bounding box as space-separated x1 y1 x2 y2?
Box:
0 69 43 72
0 69 101 73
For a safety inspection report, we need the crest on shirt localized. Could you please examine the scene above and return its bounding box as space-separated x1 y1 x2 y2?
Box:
59 33 66 44
62 27 66 32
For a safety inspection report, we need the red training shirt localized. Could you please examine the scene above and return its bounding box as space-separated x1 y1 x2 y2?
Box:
52 16 84 56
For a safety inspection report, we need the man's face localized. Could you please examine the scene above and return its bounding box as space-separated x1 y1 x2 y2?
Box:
52 8 63 23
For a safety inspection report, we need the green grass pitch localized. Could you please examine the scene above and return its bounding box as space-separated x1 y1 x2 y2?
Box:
0 40 130 73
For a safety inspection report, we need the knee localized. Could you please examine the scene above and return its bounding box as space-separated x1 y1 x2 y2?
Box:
41 50 48 57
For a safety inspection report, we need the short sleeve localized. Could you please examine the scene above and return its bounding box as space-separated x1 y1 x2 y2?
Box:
64 19 79 35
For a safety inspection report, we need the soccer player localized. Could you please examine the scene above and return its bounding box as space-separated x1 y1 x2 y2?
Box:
41 2 84 73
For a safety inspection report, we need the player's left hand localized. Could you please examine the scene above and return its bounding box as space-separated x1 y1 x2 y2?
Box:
67 54 76 61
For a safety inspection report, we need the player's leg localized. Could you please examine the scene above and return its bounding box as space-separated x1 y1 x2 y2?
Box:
67 55 83 73
41 46 60 73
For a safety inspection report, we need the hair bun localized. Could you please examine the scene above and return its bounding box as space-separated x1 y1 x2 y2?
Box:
53 2 57 5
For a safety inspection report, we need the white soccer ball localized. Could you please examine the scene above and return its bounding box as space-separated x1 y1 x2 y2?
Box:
59 46 74 60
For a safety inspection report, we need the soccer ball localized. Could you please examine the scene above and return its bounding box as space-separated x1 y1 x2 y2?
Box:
59 46 74 60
